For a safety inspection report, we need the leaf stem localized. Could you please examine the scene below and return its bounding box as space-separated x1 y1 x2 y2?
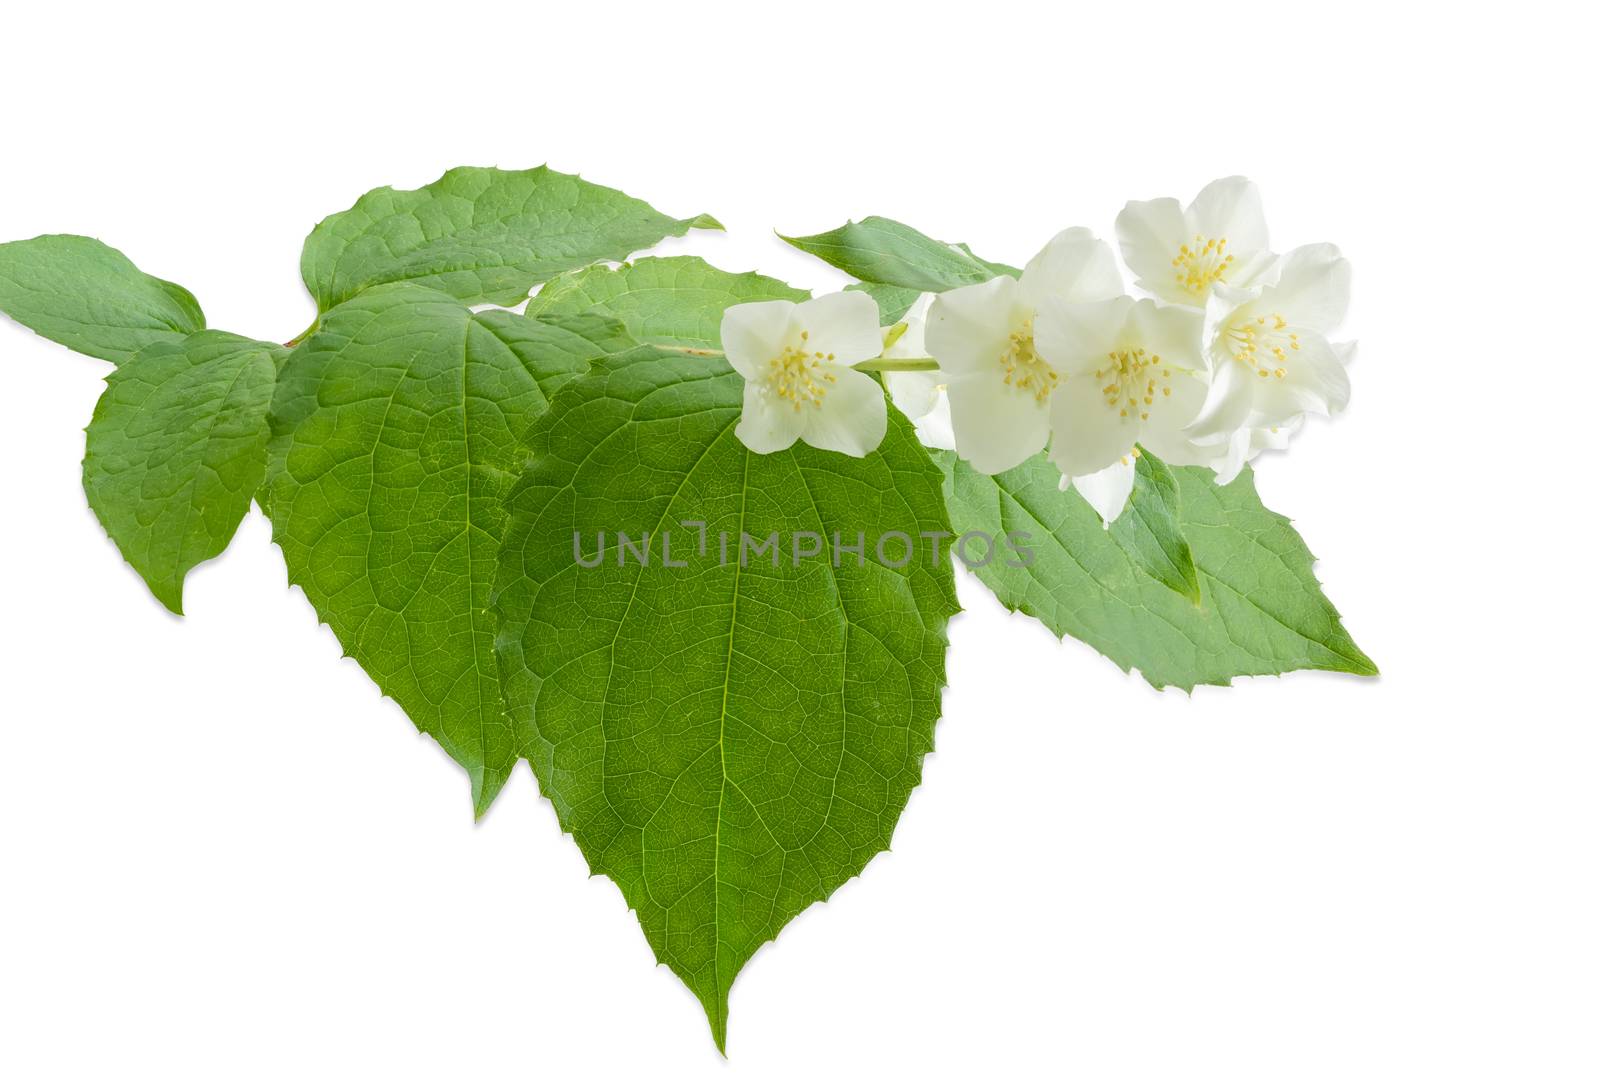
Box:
285 316 320 348
643 346 941 372
853 356 939 373
651 344 725 357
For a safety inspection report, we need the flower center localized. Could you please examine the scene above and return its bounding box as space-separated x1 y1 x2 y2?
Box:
1225 312 1300 380
999 318 1058 403
1171 234 1234 298
766 330 837 412
1096 346 1172 421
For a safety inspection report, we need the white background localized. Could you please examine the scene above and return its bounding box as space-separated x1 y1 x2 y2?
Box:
2 2 1595 1085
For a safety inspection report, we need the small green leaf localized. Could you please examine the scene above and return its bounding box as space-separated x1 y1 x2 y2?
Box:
265 283 625 817
300 166 718 312
467 308 636 408
82 331 280 613
526 255 808 349
494 345 958 1050
935 450 1376 690
781 216 1018 291
1110 449 1202 604
0 235 205 364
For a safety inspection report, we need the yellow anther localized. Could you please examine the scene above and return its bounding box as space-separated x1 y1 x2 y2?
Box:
766 341 834 410
1173 236 1235 298
996 317 1056 404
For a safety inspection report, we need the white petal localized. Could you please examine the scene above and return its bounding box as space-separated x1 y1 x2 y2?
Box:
798 365 887 457
735 384 804 454
1129 299 1204 373
1120 300 1212 462
1261 243 1351 332
1254 416 1302 454
945 370 1050 473
925 277 1020 378
722 299 797 379
1140 371 1219 467
1203 285 1259 368
794 291 884 367
885 369 942 420
1070 458 1136 524
1188 176 1268 258
1188 358 1257 442
1047 371 1140 476
1116 196 1189 305
1250 331 1351 423
1209 428 1252 486
1033 295 1135 377
1018 227 1123 309
1211 416 1303 485
912 390 956 450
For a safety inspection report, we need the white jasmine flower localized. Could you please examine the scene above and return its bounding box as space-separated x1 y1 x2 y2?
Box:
1033 295 1220 485
1188 244 1355 443
925 228 1123 473
724 292 888 457
1116 176 1275 307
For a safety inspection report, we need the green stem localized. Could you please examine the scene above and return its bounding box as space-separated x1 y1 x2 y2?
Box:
284 316 320 348
852 356 939 373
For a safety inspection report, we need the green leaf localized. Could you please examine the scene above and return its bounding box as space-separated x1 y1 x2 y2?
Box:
525 255 808 350
780 215 1018 291
300 166 719 313
935 450 1376 690
847 281 923 324
265 283 625 817
0 235 205 364
1110 449 1202 604
493 346 958 1051
82 331 280 613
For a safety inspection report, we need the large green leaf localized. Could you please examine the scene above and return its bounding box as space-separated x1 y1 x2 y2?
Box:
525 255 808 349
0 235 205 364
300 166 721 313
265 283 629 817
936 450 1376 690
781 216 1017 291
493 345 958 1051
83 331 280 613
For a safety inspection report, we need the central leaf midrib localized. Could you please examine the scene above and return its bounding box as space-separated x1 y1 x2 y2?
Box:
710 440 751 1037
